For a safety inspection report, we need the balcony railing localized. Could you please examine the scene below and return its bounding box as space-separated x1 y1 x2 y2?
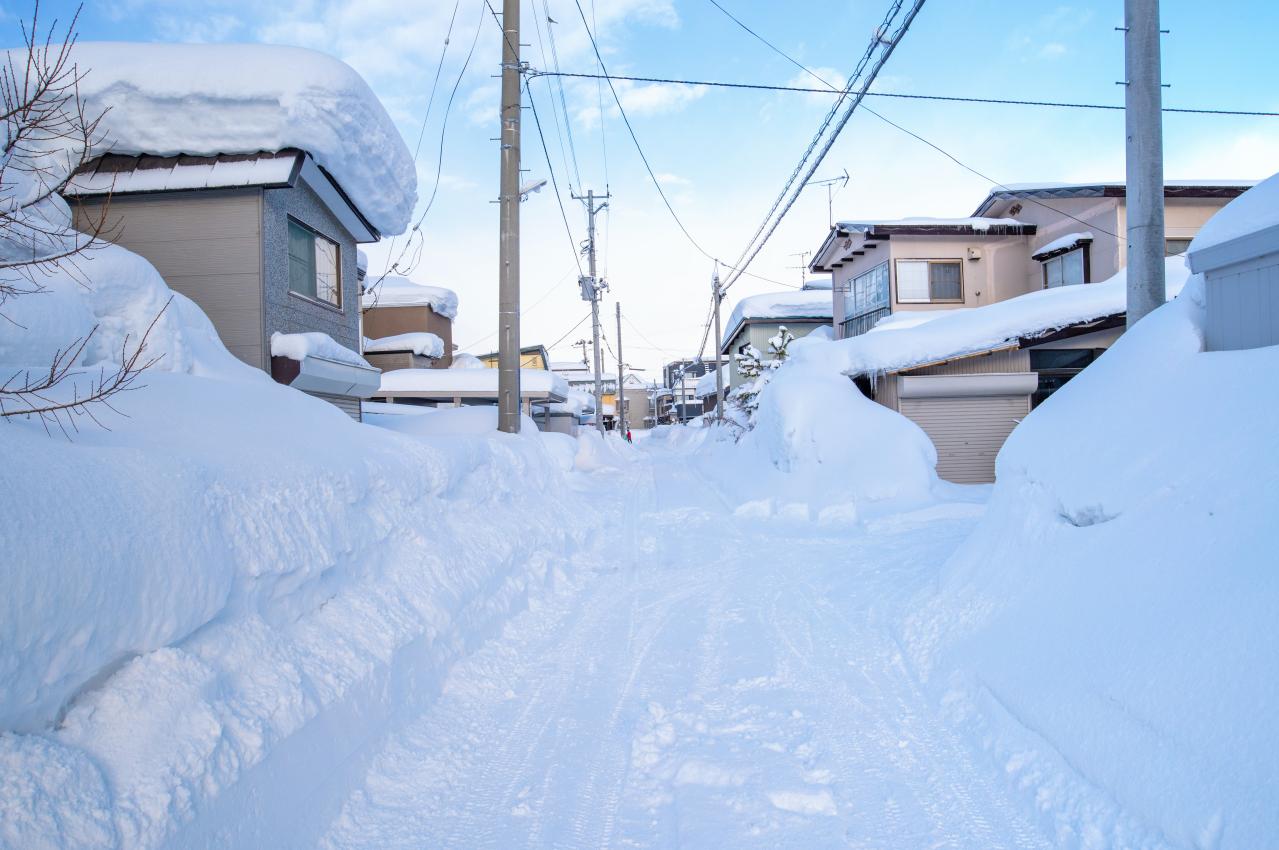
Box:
840 306 892 338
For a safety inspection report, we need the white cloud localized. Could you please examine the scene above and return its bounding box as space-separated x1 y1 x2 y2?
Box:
1039 42 1068 59
655 172 689 186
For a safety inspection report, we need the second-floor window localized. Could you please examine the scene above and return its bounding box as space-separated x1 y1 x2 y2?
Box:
1042 246 1086 289
288 218 342 308
847 262 890 319
896 259 963 303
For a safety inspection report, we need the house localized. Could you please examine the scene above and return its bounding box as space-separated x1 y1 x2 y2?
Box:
62 43 417 421
479 345 551 371
717 290 833 388
620 374 652 430
832 258 1187 483
361 276 458 370
549 361 647 429
811 181 1253 340
1186 172 1279 351
660 358 727 423
694 364 729 416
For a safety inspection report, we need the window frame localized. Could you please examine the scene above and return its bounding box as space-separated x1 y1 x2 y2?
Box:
894 258 965 305
286 216 344 311
1164 237 1193 257
1040 244 1090 290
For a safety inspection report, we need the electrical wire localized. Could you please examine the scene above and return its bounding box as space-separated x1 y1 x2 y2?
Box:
529 71 1279 118
529 2 578 193
527 81 587 274
547 311 593 350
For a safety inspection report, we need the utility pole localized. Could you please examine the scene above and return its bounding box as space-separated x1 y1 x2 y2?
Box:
573 338 590 365
1122 0 1166 327
496 0 522 432
573 187 610 435
712 263 724 423
615 302 626 436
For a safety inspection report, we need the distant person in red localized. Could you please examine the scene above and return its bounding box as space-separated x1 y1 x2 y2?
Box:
626 429 633 443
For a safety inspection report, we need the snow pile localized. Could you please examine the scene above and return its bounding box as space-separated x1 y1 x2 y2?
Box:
796 257 1189 378
721 289 832 348
908 270 1279 847
449 352 486 369
378 367 567 398
270 331 369 366
363 332 445 359
361 276 458 318
694 365 727 398
1188 170 1279 255
50 42 416 235
0 254 607 846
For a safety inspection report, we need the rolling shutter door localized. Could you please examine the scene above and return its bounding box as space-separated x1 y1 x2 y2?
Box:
899 395 1029 484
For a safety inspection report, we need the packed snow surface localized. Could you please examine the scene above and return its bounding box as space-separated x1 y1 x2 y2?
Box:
363 332 444 359
721 290 832 349
361 276 459 318
270 331 370 367
55 42 416 235
1187 170 1279 257
794 257 1188 378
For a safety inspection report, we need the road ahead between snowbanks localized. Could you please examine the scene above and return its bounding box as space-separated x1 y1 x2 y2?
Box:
320 439 1050 849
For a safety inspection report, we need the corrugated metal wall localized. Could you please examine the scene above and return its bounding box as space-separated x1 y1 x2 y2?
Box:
75 192 265 368
1205 256 1279 351
900 395 1029 483
908 348 1030 376
309 392 362 421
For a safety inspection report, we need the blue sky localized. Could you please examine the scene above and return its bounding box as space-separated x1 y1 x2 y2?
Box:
8 0 1278 372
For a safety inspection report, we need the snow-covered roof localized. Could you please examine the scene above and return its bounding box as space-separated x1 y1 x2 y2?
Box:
363 332 444 359
837 216 1029 233
972 180 1256 216
449 352 486 370
1032 231 1094 259
377 367 568 401
60 42 416 235
68 151 298 196
270 331 369 367
721 290 833 351
1187 171 1279 272
802 257 1190 379
695 365 729 398
801 276 832 290
361 276 458 319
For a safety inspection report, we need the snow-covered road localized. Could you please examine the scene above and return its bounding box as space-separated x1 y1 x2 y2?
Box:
320 443 1048 849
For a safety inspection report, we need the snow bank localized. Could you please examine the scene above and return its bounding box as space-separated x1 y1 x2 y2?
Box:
721 289 832 348
0 251 606 848
908 272 1279 848
57 42 416 235
797 257 1189 378
379 367 567 398
361 276 458 318
270 331 369 366
1188 170 1279 255
363 332 444 359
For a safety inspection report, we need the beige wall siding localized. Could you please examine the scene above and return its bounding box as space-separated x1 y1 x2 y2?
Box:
363 304 454 367
75 192 265 368
907 347 1031 376
900 395 1029 484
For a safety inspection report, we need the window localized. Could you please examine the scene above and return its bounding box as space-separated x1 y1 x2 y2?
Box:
1030 348 1103 407
1042 247 1086 289
895 259 963 303
846 262 890 320
1165 238 1193 256
288 218 342 307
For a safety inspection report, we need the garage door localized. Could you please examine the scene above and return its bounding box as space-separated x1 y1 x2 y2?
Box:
899 395 1029 484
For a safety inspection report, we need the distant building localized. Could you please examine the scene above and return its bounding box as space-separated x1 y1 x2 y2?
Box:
717 290 832 389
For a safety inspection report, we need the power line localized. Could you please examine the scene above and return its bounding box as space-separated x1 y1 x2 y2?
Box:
547 311 593 350
526 81 587 273
529 71 1279 118
528 2 578 192
569 0 718 263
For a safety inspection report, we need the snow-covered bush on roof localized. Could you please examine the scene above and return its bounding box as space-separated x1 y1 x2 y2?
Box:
48 42 416 235
361 275 458 319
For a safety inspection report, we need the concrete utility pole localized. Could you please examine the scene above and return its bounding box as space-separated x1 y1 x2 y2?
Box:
615 302 626 436
573 188 609 435
712 264 724 424
496 0 522 432
1123 0 1166 328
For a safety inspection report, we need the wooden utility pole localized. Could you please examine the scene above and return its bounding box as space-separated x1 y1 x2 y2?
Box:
1123 0 1166 327
496 0 522 432
615 302 626 436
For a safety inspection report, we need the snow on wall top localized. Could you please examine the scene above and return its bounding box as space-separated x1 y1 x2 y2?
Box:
270 331 370 367
1033 231 1093 257
62 42 416 235
796 257 1190 378
992 179 1258 192
695 365 728 397
363 332 444 358
361 276 459 318
379 367 568 397
722 290 833 350
1187 171 1279 258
